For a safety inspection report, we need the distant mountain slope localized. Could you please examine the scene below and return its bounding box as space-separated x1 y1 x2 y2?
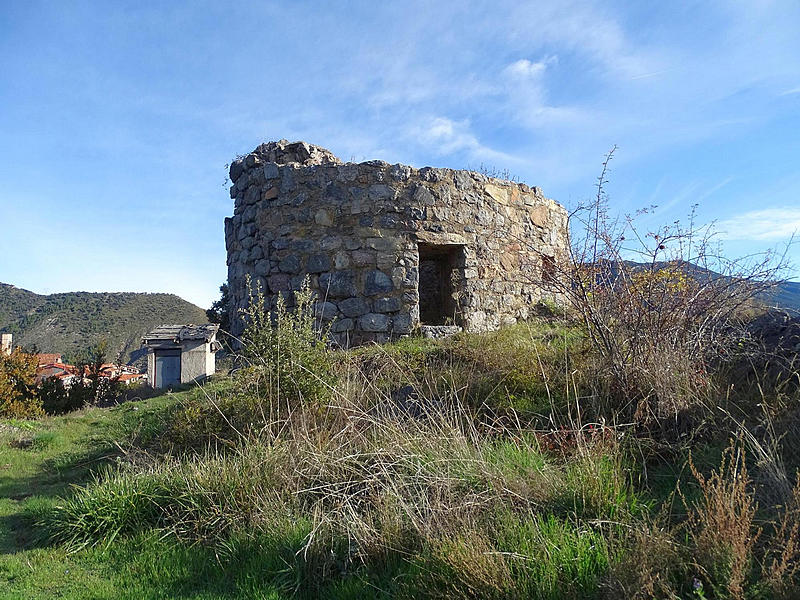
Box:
0 283 208 366
768 280 800 311
614 261 800 312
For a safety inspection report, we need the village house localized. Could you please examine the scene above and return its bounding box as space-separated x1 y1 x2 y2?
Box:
35 362 79 387
141 324 220 389
118 372 145 385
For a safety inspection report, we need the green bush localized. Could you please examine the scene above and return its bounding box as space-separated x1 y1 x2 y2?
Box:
38 376 86 415
240 275 334 405
44 470 173 550
0 346 42 418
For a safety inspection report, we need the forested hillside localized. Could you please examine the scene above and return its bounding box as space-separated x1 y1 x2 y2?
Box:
0 283 208 366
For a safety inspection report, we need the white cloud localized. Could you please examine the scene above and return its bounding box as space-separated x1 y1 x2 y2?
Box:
717 208 800 241
503 56 558 80
409 116 517 166
417 116 483 155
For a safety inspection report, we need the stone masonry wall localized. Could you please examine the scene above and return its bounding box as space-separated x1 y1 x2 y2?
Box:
225 140 569 346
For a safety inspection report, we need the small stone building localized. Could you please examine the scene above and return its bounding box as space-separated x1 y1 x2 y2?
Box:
141 324 220 389
224 140 569 346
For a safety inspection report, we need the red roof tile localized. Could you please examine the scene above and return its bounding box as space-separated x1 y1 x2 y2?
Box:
36 353 62 365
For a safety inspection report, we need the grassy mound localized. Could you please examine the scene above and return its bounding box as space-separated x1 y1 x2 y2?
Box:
2 318 799 598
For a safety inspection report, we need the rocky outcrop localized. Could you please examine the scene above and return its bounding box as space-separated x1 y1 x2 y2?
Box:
748 309 800 354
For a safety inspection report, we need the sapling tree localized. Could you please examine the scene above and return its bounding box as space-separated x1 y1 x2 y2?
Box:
239 275 334 404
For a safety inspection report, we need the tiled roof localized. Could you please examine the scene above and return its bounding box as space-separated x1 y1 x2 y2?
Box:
118 373 144 382
36 353 62 365
142 323 219 344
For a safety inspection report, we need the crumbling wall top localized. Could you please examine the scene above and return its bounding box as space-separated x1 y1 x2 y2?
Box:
231 139 341 180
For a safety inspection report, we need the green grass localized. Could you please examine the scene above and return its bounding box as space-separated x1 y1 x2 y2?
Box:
495 513 619 600
0 383 249 599
3 318 798 598
0 324 632 599
349 320 586 421
0 378 421 599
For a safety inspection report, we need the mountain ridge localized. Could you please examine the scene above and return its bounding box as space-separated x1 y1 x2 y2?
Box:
0 283 208 366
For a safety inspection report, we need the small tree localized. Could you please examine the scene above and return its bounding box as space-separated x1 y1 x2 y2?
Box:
0 347 42 418
207 283 232 333
69 339 121 406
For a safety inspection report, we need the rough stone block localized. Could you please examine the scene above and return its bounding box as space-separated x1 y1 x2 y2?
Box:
334 251 350 270
392 313 413 333
319 271 357 298
352 250 376 267
268 273 290 293
254 259 270 276
314 301 338 321
244 186 260 206
367 237 399 252
360 313 391 332
331 318 354 332
315 209 333 226
307 253 331 273
339 297 370 317
320 236 342 251
364 270 394 296
248 246 264 262
278 254 301 273
263 163 279 180
373 297 401 313
230 160 244 183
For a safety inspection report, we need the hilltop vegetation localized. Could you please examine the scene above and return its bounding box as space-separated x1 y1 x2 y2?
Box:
2 156 797 598
1 310 798 599
0 283 208 365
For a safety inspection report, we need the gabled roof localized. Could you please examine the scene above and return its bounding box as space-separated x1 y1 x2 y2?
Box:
141 323 219 345
118 373 144 382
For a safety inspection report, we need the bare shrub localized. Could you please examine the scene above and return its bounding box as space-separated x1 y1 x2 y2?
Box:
685 441 760 599
761 476 800 598
604 519 685 600
544 148 790 431
239 274 334 403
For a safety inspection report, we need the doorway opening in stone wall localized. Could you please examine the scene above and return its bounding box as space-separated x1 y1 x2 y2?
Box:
417 243 466 326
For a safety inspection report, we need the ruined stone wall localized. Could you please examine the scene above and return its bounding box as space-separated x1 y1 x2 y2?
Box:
224 140 569 346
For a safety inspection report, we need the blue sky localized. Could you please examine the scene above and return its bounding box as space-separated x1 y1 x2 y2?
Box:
1 1 798 308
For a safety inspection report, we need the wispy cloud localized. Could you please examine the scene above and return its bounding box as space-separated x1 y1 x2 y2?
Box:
410 116 514 164
717 208 800 241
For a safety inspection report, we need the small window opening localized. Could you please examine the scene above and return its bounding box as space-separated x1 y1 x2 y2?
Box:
541 255 556 284
418 243 465 325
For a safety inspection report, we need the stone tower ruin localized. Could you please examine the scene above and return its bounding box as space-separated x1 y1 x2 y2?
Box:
224 140 569 346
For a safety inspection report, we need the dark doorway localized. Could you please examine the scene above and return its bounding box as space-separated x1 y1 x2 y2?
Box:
418 243 465 325
154 349 181 388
